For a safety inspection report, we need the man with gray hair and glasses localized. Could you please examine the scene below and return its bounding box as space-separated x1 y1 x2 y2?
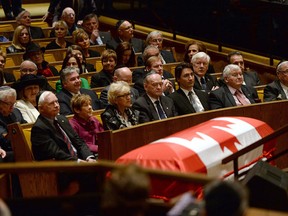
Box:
264 61 288 101
0 86 26 160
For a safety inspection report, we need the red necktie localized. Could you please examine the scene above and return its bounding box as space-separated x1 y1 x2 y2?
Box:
54 120 76 156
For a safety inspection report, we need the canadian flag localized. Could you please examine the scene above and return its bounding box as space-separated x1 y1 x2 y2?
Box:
116 117 275 199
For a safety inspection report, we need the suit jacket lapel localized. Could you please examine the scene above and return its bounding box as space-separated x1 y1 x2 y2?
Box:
177 89 196 112
224 85 237 106
144 94 159 120
276 80 287 99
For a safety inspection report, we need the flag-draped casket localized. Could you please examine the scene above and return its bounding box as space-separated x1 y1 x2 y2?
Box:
116 117 276 199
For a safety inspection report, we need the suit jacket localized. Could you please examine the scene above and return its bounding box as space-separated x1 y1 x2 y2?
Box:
209 84 258 109
90 69 113 88
31 114 93 161
90 31 112 45
133 68 174 96
56 88 101 115
106 37 145 53
29 26 45 39
49 0 97 22
100 85 139 108
194 74 219 92
243 70 261 87
264 79 287 102
2 71 16 83
137 49 175 66
168 88 210 115
132 94 177 123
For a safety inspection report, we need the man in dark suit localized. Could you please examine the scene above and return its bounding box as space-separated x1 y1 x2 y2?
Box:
192 52 219 93
16 10 45 39
106 20 145 53
44 0 97 25
133 71 177 123
100 66 139 107
31 91 95 162
209 64 259 109
227 51 261 87
0 51 16 85
168 62 209 115
142 30 176 65
56 67 102 115
81 13 112 45
264 61 288 101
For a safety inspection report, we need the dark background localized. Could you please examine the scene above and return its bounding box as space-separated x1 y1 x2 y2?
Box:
103 0 288 60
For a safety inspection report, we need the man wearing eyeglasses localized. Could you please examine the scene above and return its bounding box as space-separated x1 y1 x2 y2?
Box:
106 20 145 53
264 61 288 101
0 86 26 154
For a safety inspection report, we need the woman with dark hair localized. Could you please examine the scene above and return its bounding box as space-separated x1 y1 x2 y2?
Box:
55 54 90 92
66 45 95 72
184 40 215 74
115 41 136 67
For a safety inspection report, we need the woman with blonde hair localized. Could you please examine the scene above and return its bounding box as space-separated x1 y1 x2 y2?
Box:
101 81 139 130
6 25 32 53
72 28 100 58
46 20 72 50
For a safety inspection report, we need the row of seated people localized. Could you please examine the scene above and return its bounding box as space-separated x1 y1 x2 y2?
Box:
0 54 286 164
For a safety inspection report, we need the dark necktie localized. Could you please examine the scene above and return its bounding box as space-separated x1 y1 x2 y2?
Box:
155 100 166 119
188 91 200 112
200 77 207 91
235 90 250 106
54 120 76 156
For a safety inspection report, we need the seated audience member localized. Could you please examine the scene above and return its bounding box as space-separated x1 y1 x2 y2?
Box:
115 41 136 67
81 13 112 45
90 49 117 88
46 20 72 50
66 45 95 72
31 91 96 162
19 60 55 92
55 53 90 92
209 64 259 109
264 61 288 101
142 30 175 66
0 86 27 153
169 180 248 216
132 45 162 84
101 164 150 216
133 71 177 123
6 25 31 54
168 62 209 115
23 43 59 77
100 66 139 107
72 28 100 58
50 7 78 37
16 10 45 39
101 81 139 130
69 94 104 155
145 56 174 94
191 52 219 93
184 40 215 74
13 74 45 123
106 20 145 53
44 1 97 27
0 50 16 85
56 67 101 115
227 51 261 87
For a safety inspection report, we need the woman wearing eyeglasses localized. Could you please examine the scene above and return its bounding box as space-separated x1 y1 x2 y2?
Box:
101 81 139 130
6 25 31 54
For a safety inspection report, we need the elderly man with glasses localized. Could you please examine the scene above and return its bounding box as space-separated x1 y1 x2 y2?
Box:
106 19 145 53
264 61 288 101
